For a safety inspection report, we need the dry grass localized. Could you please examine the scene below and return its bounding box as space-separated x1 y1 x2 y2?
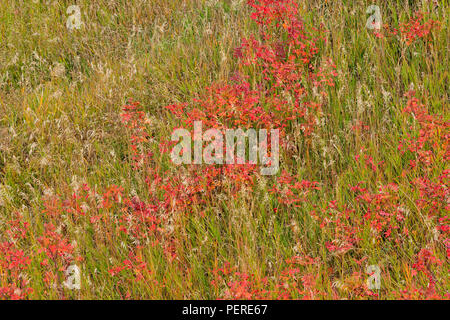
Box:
0 0 448 299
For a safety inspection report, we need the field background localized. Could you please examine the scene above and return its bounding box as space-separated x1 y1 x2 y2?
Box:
0 0 448 299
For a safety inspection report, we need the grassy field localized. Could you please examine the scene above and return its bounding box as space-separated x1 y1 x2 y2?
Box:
0 0 448 299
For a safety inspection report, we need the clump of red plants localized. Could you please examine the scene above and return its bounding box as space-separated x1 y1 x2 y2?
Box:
373 10 441 45
0 0 447 300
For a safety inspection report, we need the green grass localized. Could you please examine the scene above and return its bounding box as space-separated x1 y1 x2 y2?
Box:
0 0 448 299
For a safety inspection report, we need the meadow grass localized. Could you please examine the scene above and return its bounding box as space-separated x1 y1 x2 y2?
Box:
0 0 448 299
